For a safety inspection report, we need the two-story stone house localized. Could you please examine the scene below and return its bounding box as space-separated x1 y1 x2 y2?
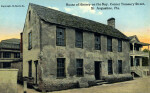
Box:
22 3 132 91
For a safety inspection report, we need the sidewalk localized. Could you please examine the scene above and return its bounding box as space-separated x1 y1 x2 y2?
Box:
18 77 150 93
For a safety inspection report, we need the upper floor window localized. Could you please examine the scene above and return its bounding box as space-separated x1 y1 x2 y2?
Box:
76 59 83 76
14 53 20 58
107 37 112 52
118 60 122 74
118 40 122 52
29 11 31 21
108 60 113 75
28 32 32 50
57 58 65 77
56 27 65 46
95 34 101 50
75 30 83 48
3 52 11 58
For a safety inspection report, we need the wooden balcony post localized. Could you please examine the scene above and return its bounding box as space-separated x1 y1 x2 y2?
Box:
132 43 135 54
140 58 142 67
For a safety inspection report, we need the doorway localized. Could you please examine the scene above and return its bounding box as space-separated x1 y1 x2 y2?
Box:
95 61 101 80
34 60 38 84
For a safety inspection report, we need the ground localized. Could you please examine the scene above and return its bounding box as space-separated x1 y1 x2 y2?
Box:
18 77 150 93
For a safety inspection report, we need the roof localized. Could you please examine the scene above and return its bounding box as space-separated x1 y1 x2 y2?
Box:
0 39 20 49
129 35 150 46
128 35 139 42
29 3 129 40
1 38 20 44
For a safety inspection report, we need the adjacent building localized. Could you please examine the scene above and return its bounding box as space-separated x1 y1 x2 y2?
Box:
129 35 150 77
22 3 132 91
0 38 22 82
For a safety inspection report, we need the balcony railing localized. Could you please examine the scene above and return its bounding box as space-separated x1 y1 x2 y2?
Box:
130 50 149 57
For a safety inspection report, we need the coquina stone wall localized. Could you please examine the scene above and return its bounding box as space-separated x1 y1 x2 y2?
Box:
0 69 18 93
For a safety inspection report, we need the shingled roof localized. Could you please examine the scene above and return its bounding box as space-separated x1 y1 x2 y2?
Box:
30 3 129 40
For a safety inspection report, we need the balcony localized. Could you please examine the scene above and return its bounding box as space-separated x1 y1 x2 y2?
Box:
130 50 149 57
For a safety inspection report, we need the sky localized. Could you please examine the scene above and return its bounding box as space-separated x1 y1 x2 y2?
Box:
0 0 150 48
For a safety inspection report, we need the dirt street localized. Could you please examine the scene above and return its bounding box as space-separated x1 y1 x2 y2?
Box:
18 77 150 93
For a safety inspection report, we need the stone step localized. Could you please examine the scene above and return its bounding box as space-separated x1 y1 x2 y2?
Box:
95 80 109 85
95 80 105 83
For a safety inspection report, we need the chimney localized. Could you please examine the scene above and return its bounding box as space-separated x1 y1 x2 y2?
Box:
107 18 115 28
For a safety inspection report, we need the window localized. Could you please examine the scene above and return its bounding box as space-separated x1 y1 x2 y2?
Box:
56 27 65 46
76 59 83 76
95 34 101 50
28 61 32 77
3 62 11 68
29 11 31 21
130 44 133 50
14 53 20 58
0 52 1 58
135 58 140 66
28 32 32 50
57 58 65 77
75 30 83 48
107 37 112 52
130 57 133 66
3 52 11 58
118 40 122 52
118 60 122 74
108 60 113 75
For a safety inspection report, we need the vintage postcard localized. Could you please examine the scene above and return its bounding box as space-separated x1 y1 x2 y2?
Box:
0 0 149 93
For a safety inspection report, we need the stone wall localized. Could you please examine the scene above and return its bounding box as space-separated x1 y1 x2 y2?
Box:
0 69 18 93
39 20 131 91
23 5 41 85
11 61 23 83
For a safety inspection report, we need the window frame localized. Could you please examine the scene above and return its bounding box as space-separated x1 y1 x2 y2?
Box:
3 62 11 68
56 27 66 46
75 30 83 48
57 58 66 78
3 52 11 58
28 60 32 77
118 60 123 74
28 31 32 50
107 37 112 52
76 59 84 77
14 52 20 58
29 11 31 21
108 60 113 75
94 34 101 50
118 40 122 52
0 52 1 58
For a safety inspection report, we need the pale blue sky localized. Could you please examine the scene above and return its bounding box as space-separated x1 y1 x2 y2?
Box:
0 0 150 42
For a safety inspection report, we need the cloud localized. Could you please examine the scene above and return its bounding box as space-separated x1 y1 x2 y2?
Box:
48 6 59 10
79 2 96 14
64 2 103 16
64 8 71 12
98 11 103 15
